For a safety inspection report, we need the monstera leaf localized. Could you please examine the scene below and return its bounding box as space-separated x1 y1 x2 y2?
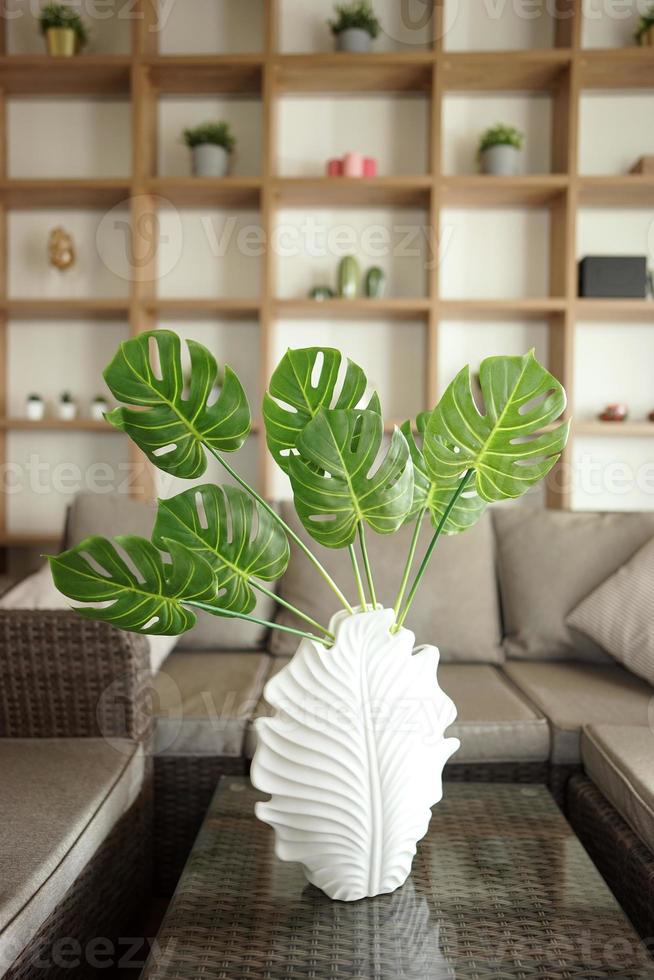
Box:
289 408 413 548
152 484 289 615
401 413 486 534
104 330 251 479
425 350 570 502
263 347 380 474
251 608 459 901
48 535 215 635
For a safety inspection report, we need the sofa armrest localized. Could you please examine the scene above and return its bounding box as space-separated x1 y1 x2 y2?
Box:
0 610 152 741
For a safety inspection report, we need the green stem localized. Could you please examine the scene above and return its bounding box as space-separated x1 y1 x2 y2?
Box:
254 582 334 640
185 599 331 647
348 543 367 610
357 522 377 608
392 507 426 619
208 447 354 614
393 470 473 632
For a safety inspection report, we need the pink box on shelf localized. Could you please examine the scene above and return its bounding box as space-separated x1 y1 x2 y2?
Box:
363 157 378 176
343 152 364 177
326 158 343 176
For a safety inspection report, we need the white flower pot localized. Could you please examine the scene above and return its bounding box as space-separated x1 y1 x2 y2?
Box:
251 607 459 902
192 143 230 177
58 401 77 421
26 399 44 421
90 401 108 421
335 28 373 52
480 144 521 176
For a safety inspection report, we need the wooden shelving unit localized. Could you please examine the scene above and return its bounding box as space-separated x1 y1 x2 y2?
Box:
1 0 653 545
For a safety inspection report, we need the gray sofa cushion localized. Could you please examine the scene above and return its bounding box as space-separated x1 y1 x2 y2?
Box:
153 650 270 757
244 662 547 764
0 738 143 972
66 491 274 651
268 504 503 662
493 508 654 662
504 661 653 764
581 725 654 853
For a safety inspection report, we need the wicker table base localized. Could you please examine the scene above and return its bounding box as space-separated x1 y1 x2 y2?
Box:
142 780 654 980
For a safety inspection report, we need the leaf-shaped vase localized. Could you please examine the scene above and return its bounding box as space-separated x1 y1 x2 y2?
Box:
251 607 459 902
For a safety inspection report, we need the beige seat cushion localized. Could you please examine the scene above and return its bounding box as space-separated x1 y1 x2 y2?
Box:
0 738 143 972
244 662 548 764
582 725 654 853
269 504 503 663
504 662 653 764
66 491 274 652
153 651 270 757
493 508 654 663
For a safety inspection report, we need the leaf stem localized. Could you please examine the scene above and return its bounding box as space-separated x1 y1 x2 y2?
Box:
185 599 331 647
357 523 377 608
348 543 367 610
208 447 354 614
392 507 426 619
254 582 334 640
393 470 473 632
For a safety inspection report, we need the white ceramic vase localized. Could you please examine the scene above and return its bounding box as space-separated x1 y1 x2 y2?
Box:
480 144 521 175
192 143 229 177
335 28 373 52
251 607 459 902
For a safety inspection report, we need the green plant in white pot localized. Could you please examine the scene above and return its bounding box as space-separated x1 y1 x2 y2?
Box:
478 123 524 176
183 122 235 178
49 334 569 902
329 1 381 52
39 3 89 56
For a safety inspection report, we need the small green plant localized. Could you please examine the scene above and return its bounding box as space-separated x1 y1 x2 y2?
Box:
329 1 381 37
182 122 235 152
635 5 654 42
478 123 524 156
60 391 73 403
39 3 89 45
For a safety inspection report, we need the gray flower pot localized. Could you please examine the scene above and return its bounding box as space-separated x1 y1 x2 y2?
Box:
480 144 521 176
335 28 373 52
192 143 230 177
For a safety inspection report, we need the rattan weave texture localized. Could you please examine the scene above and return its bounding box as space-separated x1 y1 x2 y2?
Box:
143 779 654 979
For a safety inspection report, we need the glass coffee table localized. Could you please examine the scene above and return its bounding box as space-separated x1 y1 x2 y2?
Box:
141 779 654 979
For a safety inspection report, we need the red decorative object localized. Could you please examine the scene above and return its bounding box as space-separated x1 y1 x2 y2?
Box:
598 404 628 422
326 158 343 176
325 155 378 178
363 156 378 176
343 152 364 176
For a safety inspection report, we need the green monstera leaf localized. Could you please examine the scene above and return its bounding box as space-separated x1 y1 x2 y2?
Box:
104 330 251 479
425 350 570 502
289 408 413 549
263 347 380 474
401 412 486 534
48 535 215 635
152 484 289 615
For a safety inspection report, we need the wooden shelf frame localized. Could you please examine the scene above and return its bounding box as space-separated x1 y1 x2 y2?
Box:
0 0 652 545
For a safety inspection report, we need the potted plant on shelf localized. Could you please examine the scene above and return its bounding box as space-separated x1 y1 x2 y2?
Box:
478 123 524 176
26 394 45 421
183 122 236 178
635 6 654 45
49 333 569 902
57 391 77 421
329 1 381 52
39 3 89 56
90 395 109 421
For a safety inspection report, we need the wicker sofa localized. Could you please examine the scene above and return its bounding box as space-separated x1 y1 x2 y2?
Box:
2 490 654 964
0 613 153 979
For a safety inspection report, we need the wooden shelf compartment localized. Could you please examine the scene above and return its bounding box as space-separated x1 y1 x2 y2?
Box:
144 55 263 95
574 421 654 437
2 299 130 320
273 298 431 320
146 298 261 319
274 53 434 93
0 419 119 432
574 299 654 321
145 177 261 208
0 180 131 209
273 176 432 208
577 176 654 207
440 175 568 208
442 50 571 92
438 298 567 319
579 49 654 90
0 55 131 95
